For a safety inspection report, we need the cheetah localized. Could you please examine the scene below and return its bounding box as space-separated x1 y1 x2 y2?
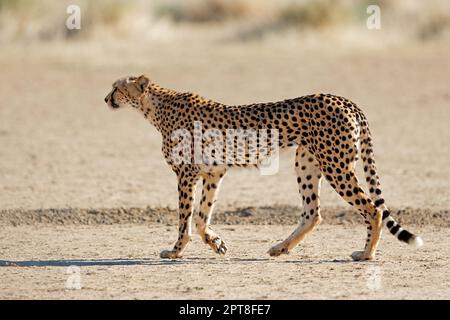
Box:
104 75 423 261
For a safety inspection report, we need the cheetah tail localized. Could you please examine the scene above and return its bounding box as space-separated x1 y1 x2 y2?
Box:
359 122 423 248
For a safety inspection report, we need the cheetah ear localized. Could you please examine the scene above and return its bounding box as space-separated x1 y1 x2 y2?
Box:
136 75 150 93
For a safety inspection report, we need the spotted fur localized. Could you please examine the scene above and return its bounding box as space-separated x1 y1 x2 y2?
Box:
104 75 423 261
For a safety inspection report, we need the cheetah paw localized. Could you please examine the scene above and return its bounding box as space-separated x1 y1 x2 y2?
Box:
207 237 227 256
160 249 182 259
351 251 373 261
268 243 289 257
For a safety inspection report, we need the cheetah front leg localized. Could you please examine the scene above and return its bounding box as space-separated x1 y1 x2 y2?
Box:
269 149 323 257
160 167 200 259
194 169 227 255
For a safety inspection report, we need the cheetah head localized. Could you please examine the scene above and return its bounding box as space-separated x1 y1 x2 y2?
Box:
104 75 150 110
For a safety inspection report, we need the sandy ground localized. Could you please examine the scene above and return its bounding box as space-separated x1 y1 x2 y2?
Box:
0 223 449 299
0 37 449 299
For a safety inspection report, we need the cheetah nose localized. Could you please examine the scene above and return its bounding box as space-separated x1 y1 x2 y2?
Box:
104 97 108 103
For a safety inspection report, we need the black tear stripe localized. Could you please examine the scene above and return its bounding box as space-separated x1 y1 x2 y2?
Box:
110 88 120 109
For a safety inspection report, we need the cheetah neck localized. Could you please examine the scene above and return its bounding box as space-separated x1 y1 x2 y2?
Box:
138 83 174 130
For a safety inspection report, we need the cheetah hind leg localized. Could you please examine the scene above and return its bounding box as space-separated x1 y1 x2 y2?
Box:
324 168 383 261
195 170 228 256
268 149 323 257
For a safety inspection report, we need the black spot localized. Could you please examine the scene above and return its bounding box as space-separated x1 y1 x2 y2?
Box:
374 199 385 207
386 220 394 228
382 210 390 220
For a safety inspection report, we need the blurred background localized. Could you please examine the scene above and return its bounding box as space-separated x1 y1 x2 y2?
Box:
0 0 449 212
1 0 450 44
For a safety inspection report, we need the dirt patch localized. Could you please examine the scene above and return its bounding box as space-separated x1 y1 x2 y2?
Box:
0 206 448 227
0 224 448 299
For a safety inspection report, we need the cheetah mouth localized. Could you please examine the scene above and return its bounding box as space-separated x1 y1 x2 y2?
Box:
108 88 120 109
110 100 120 109
109 95 120 109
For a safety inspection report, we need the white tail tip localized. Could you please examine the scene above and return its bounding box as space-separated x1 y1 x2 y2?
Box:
410 236 424 248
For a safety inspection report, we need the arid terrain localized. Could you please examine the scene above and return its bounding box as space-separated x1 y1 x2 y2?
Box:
0 0 449 299
1 223 449 299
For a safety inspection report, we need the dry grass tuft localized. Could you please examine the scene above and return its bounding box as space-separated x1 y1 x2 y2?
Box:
156 0 256 23
278 0 350 30
417 13 450 41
